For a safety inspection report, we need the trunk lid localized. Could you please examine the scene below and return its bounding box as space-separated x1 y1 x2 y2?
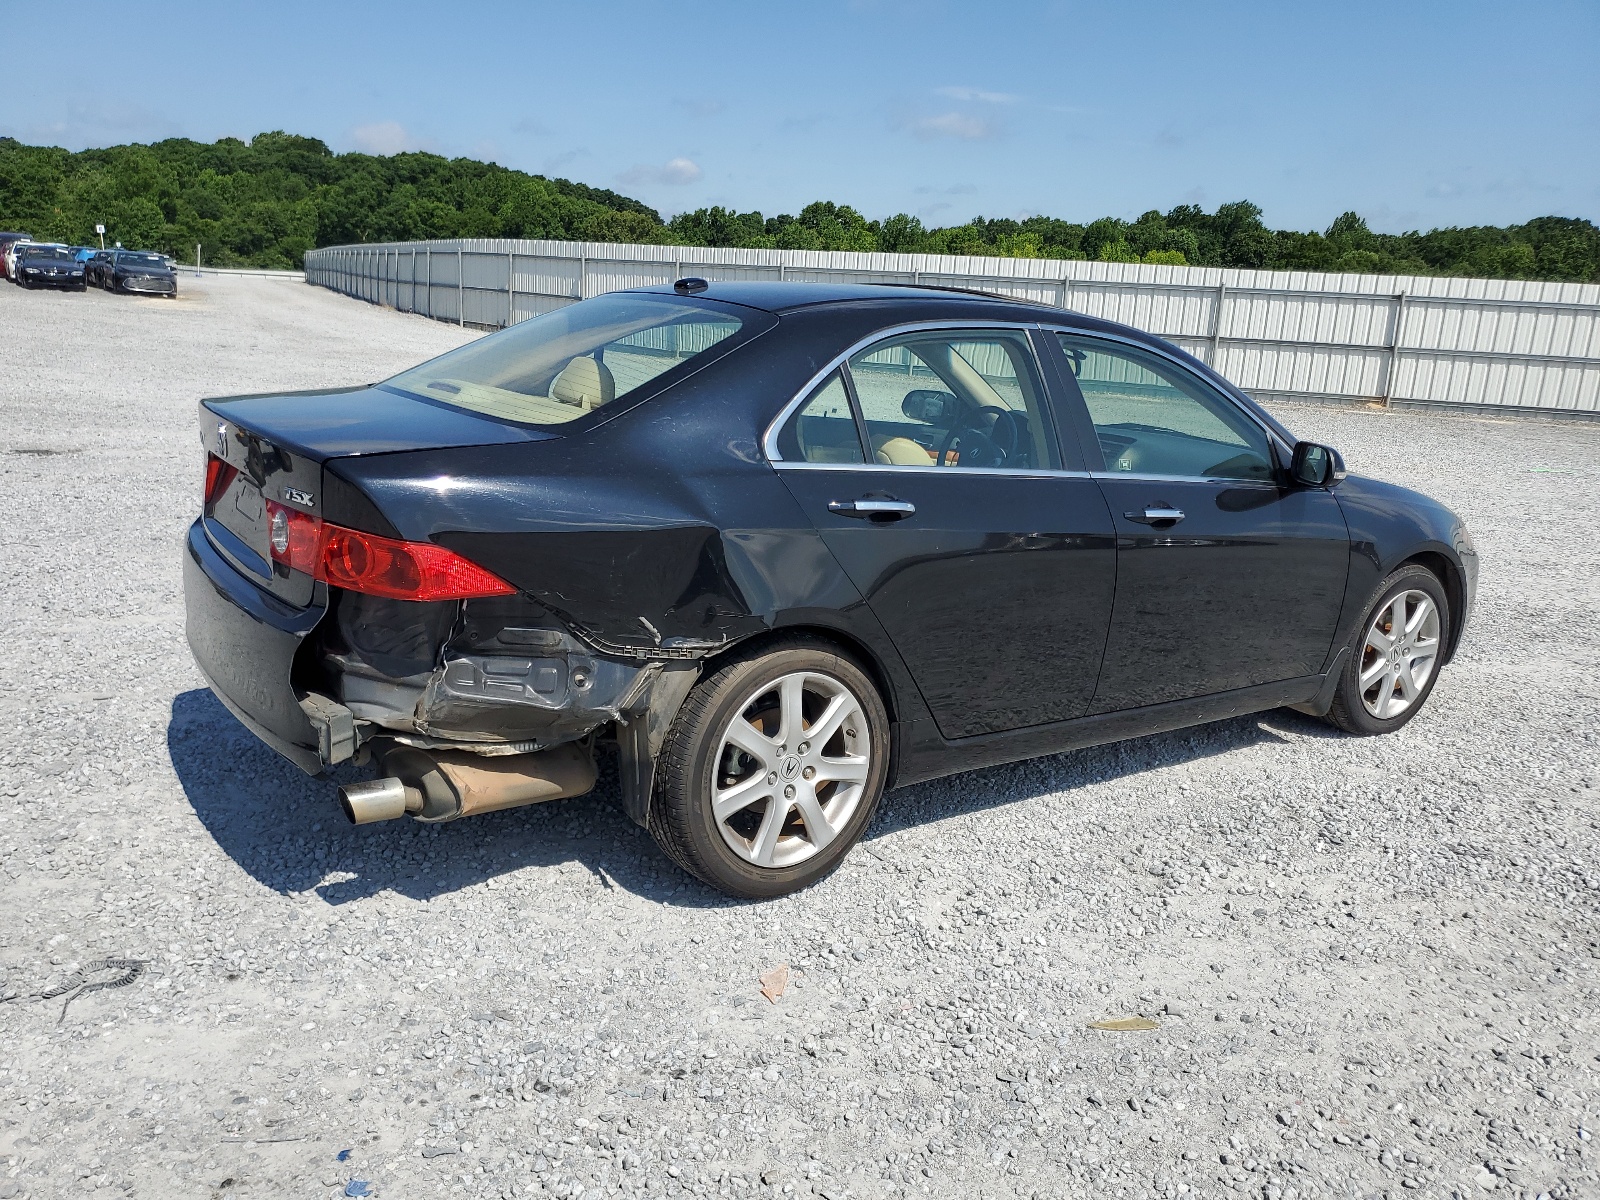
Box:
199 386 555 606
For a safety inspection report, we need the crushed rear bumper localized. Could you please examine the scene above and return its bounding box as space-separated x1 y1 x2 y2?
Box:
183 518 328 774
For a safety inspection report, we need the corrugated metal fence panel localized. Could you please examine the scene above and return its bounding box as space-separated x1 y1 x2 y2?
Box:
303 237 1600 415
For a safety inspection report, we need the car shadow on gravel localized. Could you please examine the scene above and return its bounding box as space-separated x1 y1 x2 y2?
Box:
167 689 736 910
867 707 1342 843
170 688 1340 906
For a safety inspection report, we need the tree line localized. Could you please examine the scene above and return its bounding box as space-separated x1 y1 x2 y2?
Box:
1 132 1594 282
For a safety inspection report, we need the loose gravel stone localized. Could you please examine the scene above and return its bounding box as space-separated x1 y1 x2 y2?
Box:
0 275 1597 1200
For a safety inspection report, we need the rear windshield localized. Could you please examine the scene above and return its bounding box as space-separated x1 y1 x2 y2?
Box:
382 293 745 427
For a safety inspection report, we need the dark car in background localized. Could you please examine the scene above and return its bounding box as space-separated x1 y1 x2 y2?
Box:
97 249 177 297
184 281 1478 898
15 244 86 290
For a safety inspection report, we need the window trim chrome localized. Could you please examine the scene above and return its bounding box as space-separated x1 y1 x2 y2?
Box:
1042 324 1295 463
770 461 1094 479
763 319 1055 467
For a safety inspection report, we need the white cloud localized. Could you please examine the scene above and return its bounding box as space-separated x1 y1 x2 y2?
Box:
350 121 423 156
937 86 1019 105
619 157 703 186
908 112 994 140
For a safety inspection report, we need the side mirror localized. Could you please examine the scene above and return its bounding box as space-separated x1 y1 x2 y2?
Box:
1290 441 1347 487
902 388 958 425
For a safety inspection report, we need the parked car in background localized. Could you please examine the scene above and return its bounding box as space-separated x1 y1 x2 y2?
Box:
0 232 33 280
183 280 1478 898
98 249 177 297
73 246 98 264
14 244 85 290
84 249 113 288
3 238 39 282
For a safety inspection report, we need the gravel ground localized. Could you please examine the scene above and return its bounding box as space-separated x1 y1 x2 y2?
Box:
0 275 1596 1200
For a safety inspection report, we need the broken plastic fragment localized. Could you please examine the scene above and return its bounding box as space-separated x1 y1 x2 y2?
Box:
1087 1016 1160 1031
759 964 789 1004
337 1149 352 1162
344 1182 372 1198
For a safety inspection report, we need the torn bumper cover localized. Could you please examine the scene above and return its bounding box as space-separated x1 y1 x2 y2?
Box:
184 519 703 822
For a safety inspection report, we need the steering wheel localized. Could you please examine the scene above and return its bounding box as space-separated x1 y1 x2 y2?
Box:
937 405 1016 467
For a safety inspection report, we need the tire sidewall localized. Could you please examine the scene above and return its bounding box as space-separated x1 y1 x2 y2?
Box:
1335 565 1450 735
659 643 890 899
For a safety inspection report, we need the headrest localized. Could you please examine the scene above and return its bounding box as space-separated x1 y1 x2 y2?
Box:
550 356 616 410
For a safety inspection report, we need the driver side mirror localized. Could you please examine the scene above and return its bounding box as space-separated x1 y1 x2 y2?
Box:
902 388 959 425
1290 441 1347 487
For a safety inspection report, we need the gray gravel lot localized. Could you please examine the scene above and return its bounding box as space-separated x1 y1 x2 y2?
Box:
0 275 1597 1200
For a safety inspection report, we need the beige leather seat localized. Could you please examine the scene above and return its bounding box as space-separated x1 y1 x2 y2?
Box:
874 436 935 466
550 356 615 411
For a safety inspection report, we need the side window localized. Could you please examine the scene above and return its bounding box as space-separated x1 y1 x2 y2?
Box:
1057 334 1275 482
845 330 1056 470
775 370 864 464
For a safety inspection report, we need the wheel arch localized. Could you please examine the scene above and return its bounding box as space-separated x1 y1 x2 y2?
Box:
704 622 903 726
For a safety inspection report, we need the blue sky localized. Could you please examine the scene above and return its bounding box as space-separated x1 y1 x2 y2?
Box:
2 0 1595 234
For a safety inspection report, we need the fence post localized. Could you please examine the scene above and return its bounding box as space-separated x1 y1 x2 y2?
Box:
457 246 465 327
1059 274 1071 310
1385 293 1409 407
1210 283 1228 367
425 248 433 320
579 255 588 300
507 251 516 326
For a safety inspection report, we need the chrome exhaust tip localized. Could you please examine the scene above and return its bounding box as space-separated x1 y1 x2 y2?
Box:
338 777 422 825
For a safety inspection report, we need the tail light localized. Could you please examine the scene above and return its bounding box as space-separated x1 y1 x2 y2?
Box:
203 453 237 509
262 499 515 601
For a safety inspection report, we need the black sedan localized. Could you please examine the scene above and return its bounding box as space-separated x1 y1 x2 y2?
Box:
184 281 1477 897
15 244 86 290
95 249 177 296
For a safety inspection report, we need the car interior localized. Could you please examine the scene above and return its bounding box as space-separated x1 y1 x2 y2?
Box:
385 299 744 427
784 333 1054 470
1056 335 1276 482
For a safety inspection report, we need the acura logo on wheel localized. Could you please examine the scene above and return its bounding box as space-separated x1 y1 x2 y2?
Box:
780 756 802 781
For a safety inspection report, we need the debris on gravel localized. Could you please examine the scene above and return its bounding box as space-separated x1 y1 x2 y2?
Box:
1 275 1597 1199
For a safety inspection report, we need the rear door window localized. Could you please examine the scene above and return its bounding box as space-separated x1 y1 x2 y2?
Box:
843 330 1057 470
775 371 865 463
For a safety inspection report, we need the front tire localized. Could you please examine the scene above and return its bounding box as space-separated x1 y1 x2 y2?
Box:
649 639 890 899
1324 564 1449 736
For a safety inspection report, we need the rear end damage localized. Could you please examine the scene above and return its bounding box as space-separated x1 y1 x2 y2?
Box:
183 391 704 828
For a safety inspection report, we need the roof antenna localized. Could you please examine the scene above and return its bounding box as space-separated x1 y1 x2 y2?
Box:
673 277 708 294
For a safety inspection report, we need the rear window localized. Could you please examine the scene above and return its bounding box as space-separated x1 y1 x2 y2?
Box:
382 293 747 427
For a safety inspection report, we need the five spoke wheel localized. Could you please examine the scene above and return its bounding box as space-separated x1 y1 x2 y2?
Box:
1357 588 1441 719
711 671 871 868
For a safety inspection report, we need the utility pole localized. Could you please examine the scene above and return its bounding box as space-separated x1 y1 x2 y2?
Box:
196 243 202 268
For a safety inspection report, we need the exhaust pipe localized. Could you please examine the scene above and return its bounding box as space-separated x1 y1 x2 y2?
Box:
338 742 597 825
339 777 424 825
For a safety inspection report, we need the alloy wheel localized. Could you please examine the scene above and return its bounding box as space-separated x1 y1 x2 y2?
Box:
1358 588 1441 719
711 670 871 868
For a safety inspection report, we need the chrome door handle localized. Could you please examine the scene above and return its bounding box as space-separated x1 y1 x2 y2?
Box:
828 498 916 520
1124 505 1185 525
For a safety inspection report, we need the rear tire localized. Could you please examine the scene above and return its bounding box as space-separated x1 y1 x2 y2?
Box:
1324 564 1449 736
649 639 890 899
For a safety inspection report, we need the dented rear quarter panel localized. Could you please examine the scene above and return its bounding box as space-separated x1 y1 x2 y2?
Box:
327 304 965 729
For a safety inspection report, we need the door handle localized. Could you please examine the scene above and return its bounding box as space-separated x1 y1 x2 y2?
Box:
1124 505 1185 525
828 498 916 520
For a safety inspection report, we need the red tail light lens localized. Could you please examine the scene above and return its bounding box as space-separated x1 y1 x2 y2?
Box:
320 525 516 601
260 500 516 602
203 453 237 509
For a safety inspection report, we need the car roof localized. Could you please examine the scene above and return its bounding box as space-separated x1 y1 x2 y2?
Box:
631 280 1057 317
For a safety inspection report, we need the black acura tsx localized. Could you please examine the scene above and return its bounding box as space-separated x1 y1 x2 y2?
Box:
184 280 1477 897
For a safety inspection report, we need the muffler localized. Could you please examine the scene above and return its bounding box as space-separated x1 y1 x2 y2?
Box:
339 742 597 825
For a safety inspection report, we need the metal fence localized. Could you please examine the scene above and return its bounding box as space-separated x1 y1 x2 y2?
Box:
303 238 1600 418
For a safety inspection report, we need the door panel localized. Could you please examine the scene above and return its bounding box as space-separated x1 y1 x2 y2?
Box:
776 467 1117 739
1088 477 1349 711
1039 330 1352 712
